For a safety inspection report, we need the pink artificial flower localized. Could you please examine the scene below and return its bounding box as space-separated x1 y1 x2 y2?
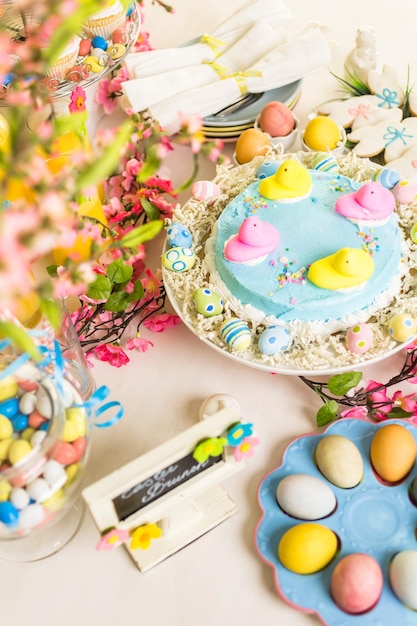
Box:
126 333 154 352
144 313 181 333
93 343 130 367
392 390 417 414
142 268 162 299
340 406 369 419
366 380 393 419
96 528 129 551
233 436 260 461
69 86 86 113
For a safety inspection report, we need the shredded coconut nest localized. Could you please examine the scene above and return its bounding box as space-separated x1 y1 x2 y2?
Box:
163 149 417 374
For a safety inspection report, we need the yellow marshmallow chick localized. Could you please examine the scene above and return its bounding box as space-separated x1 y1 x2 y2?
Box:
308 247 374 291
259 159 312 201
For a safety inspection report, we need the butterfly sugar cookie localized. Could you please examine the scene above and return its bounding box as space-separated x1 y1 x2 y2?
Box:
348 117 417 162
318 95 402 130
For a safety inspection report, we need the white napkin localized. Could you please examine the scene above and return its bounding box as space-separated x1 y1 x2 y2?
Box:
148 26 330 135
123 0 293 78
122 21 287 112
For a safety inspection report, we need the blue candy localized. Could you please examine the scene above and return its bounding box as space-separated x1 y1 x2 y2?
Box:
0 501 19 527
10 413 29 432
91 36 108 51
0 397 18 418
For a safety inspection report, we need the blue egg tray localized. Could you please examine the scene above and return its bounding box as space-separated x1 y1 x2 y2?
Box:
255 418 417 625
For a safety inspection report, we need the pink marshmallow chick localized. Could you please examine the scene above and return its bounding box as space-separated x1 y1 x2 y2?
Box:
335 181 395 222
224 216 279 264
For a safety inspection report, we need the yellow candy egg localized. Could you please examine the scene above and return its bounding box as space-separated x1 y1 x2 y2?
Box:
370 423 416 483
303 116 341 151
0 479 11 501
65 463 80 484
82 55 103 73
0 376 18 402
0 437 14 461
42 488 65 512
235 128 271 164
388 313 417 343
0 415 13 440
65 407 87 438
8 439 32 465
278 523 338 574
21 427 35 442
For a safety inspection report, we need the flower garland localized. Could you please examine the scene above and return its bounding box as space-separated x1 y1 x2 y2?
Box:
300 344 417 427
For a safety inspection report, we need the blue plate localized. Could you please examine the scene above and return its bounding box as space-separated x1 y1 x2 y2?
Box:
255 418 417 625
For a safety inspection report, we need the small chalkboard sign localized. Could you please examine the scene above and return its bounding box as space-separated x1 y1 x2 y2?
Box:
82 403 245 571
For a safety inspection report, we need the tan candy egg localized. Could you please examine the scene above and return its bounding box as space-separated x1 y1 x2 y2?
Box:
235 129 271 164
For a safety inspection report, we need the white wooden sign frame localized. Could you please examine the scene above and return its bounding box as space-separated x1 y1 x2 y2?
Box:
82 405 244 571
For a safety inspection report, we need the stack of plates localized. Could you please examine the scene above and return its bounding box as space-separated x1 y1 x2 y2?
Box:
202 79 302 141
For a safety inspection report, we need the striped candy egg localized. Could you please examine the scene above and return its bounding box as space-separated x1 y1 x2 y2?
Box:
256 160 281 179
372 167 400 190
191 180 221 203
310 151 339 173
162 247 195 273
220 317 251 351
166 222 192 248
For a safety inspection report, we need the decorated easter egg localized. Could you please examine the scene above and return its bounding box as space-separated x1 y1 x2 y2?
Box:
310 151 339 173
220 317 251 350
315 435 363 488
258 325 290 355
392 180 417 204
410 223 417 244
278 523 338 574
108 43 126 60
346 323 374 354
303 116 341 151
162 247 195 272
191 180 221 203
235 128 271 164
276 473 336 520
258 101 295 137
372 167 400 190
192 288 223 317
389 550 417 610
388 312 417 343
256 160 281 179
370 423 416 483
166 222 192 248
330 554 383 614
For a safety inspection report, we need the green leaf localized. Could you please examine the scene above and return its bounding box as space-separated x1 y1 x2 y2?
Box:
106 258 133 284
127 279 145 303
0 322 41 360
141 197 161 221
75 120 134 191
327 372 362 396
385 407 414 419
39 299 60 330
316 400 339 427
87 275 112 300
104 292 130 313
137 147 161 182
46 265 59 278
119 220 163 248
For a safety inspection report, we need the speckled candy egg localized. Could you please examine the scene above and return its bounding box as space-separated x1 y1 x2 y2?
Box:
258 325 290 355
162 247 195 272
346 323 374 354
220 317 251 351
192 288 223 317
372 167 400 190
166 222 192 248
256 160 281 179
388 313 417 343
315 434 363 488
310 151 339 173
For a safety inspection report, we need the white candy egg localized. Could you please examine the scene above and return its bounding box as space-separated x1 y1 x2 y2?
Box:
19 503 45 529
276 473 337 520
389 550 417 610
19 392 37 415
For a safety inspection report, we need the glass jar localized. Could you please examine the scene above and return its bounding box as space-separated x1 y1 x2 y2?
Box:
0 351 91 561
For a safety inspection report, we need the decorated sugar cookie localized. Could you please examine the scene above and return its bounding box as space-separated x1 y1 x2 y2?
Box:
348 117 417 161
366 64 405 109
318 95 402 131
388 146 417 182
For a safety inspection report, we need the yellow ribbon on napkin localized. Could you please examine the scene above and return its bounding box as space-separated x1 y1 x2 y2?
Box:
233 70 262 94
199 34 226 54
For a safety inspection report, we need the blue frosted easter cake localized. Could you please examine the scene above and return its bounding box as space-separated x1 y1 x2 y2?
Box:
162 152 417 372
